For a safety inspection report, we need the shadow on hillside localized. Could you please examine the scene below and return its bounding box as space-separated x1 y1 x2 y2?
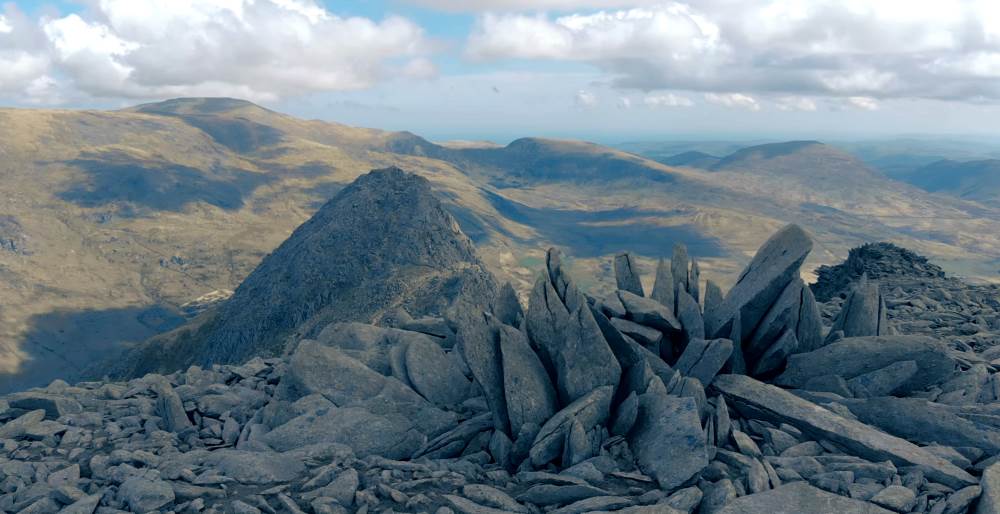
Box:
1 304 185 394
484 191 725 258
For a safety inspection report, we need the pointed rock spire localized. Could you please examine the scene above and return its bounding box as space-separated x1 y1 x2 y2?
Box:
614 252 645 297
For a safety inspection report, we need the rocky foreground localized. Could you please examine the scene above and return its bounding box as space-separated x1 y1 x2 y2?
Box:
3 170 1000 514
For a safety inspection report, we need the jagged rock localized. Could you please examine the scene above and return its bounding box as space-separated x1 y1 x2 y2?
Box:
827 276 890 341
610 391 639 436
260 407 422 458
706 224 813 340
499 324 558 436
712 374 977 488
674 338 733 386
553 305 621 405
404 338 472 406
704 280 723 321
628 392 708 490
870 485 916 512
315 322 438 375
118 477 175 512
672 244 690 302
415 412 493 459
527 271 571 374
747 278 804 359
59 495 101 514
676 289 705 344
690 259 701 303
753 329 798 376
458 314 510 435
837 397 1000 452
530 386 613 467
609 317 663 350
776 336 957 394
796 285 825 354
0 409 45 439
444 494 513 514
463 484 529 513
845 360 918 398
716 482 894 513
7 392 82 419
700 479 738 514
494 282 525 328
811 242 944 302
946 486 982 514
615 253 645 297
549 496 634 514
802 374 853 397
518 483 611 506
978 462 1000 514
651 259 676 313
618 290 681 332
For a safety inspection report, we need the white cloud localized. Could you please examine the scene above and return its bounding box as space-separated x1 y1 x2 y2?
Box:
465 0 1000 102
1 0 433 102
705 93 761 111
643 93 694 108
616 96 631 110
405 0 663 12
575 89 597 109
775 96 818 111
0 15 12 34
847 96 880 111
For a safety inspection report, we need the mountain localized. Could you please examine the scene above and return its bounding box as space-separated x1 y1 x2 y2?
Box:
103 167 498 377
5 98 1000 391
892 159 1000 205
659 151 722 169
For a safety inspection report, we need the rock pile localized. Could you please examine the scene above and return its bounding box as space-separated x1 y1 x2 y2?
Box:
812 242 945 302
2 169 999 513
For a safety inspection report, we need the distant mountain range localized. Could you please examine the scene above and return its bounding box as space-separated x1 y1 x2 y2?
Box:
3 97 1000 391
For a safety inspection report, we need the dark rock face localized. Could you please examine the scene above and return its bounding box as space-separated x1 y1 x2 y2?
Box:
812 242 945 302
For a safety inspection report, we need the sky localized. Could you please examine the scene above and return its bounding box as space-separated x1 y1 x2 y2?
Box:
1 0 1000 143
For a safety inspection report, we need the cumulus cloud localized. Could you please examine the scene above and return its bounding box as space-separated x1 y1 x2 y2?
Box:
775 96 818 112
575 89 598 109
643 93 694 108
705 93 760 111
465 0 1000 103
847 96 880 111
405 0 663 12
1 0 432 103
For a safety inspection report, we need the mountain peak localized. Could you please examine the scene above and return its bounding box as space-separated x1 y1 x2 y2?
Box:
128 97 271 116
107 167 498 376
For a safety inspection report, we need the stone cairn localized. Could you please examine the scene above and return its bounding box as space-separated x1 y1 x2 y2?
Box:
1 224 999 513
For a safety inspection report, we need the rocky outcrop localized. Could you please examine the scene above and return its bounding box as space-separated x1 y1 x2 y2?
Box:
2 173 998 513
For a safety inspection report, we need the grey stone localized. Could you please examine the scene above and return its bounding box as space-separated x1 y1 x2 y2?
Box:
610 391 638 436
712 374 977 489
618 290 681 332
494 282 525 328
674 338 733 386
549 496 634 514
7 393 82 419
553 305 621 405
690 259 701 303
530 386 613 466
827 276 890 341
0 409 45 439
463 484 528 513
629 392 708 490
615 253 645 297
405 338 472 406
147 377 192 433
650 258 676 314
672 244 690 302
796 285 825 354
416 412 493 459
599 292 628 319
943 485 981 514
118 477 175 512
444 494 513 514
776 336 957 394
870 485 916 512
846 360 918 398
977 462 1000 514
676 289 705 343
305 468 358 506
526 271 570 374
459 314 510 436
198 449 306 484
609 317 663 350
315 322 410 375
58 495 101 514
700 479 738 514
517 483 611 506
260 407 422 459
752 329 798 376
716 482 893 514
705 224 813 340
802 374 853 397
499 324 558 436
747 278 804 360
704 280 724 322
562 420 590 467
838 396 1000 452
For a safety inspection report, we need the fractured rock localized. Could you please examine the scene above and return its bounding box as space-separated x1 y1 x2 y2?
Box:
499 324 558 436
674 338 733 386
827 275 890 341
404 338 472 406
618 290 681 332
615 253 645 297
716 481 893 514
650 258 675 313
530 386 613 467
628 392 708 490
459 314 510 435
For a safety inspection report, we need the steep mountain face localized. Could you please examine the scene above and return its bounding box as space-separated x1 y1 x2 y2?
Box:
895 159 1000 204
104 168 498 376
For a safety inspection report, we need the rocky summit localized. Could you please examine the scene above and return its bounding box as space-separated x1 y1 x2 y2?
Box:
1 169 1000 514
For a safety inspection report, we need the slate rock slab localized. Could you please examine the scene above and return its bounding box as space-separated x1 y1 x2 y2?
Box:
260 407 422 459
499 324 558 436
404 338 472 406
716 482 894 514
628 392 708 490
674 338 733 386
712 374 977 489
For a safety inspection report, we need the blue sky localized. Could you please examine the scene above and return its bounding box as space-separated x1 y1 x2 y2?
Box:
2 0 1000 143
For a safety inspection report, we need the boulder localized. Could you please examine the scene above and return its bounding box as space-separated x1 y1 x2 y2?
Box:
147 378 191 433
672 244 690 302
315 322 425 375
628 393 708 490
746 278 804 360
614 253 645 297
494 282 525 328
0 409 45 439
118 477 175 512
978 462 1000 514
838 396 1000 452
846 360 918 398
459 314 510 435
776 336 957 393
712 374 977 489
650 259 675 313
674 339 733 386
527 272 571 374
553 305 621 405
618 290 681 332
752 329 798 377
676 289 705 344
690 258 701 303
261 406 423 459
827 276 890 341
703 280 723 323
609 317 663 350
7 392 82 419
705 224 813 340
795 285 825 354
499 324 558 436
404 338 472 406
530 386 613 466
716 482 893 514
203 449 308 484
